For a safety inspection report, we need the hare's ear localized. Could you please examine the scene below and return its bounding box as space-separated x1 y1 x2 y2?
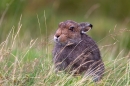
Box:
79 22 93 34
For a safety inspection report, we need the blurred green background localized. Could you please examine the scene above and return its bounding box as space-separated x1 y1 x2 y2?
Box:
0 0 130 51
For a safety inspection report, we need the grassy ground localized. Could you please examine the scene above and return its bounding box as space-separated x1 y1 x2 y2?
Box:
0 16 130 86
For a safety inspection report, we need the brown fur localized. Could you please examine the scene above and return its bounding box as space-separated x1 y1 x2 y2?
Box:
53 20 105 82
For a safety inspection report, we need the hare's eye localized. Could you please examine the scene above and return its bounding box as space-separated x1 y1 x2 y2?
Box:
69 26 74 31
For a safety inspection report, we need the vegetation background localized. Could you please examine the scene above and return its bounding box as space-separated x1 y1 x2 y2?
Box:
0 0 130 86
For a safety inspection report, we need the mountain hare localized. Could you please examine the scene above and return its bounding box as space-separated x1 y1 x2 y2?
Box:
53 20 104 82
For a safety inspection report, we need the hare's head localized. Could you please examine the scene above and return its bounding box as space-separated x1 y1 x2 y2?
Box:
54 20 93 45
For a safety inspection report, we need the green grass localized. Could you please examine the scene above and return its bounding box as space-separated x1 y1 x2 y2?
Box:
0 15 130 86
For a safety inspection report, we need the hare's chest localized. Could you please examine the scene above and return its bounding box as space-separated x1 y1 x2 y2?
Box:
59 46 85 61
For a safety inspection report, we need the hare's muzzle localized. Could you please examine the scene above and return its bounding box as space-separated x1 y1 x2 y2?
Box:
54 35 59 43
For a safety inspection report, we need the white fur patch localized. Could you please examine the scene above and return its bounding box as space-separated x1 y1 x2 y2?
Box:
87 27 92 32
81 31 86 34
81 27 92 34
54 36 58 42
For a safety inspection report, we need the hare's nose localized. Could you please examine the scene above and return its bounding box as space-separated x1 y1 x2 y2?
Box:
55 34 60 38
